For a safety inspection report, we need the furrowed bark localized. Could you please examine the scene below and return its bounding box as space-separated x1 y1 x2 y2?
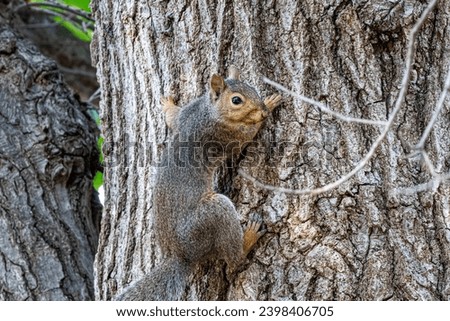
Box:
0 5 99 300
93 0 450 300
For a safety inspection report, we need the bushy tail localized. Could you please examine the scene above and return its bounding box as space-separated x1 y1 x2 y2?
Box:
114 257 190 301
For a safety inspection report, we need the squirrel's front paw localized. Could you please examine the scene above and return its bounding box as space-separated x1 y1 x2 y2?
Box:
243 213 267 256
264 94 282 111
161 95 177 112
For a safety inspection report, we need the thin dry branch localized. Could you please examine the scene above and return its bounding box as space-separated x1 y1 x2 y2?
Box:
239 0 439 196
17 21 62 29
88 88 101 104
16 6 94 34
395 64 450 195
394 173 450 195
421 151 437 176
58 65 97 79
415 64 450 150
262 77 387 126
15 1 94 23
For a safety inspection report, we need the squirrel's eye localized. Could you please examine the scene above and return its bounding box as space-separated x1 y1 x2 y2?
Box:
231 96 243 105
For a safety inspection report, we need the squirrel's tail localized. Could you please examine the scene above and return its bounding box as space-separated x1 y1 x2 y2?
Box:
114 257 190 301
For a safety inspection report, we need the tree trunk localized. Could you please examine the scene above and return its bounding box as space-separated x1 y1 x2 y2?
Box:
0 6 99 300
93 0 450 300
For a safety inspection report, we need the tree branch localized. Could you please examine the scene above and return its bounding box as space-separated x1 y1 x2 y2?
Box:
15 1 94 23
262 77 387 126
393 173 450 195
415 64 450 150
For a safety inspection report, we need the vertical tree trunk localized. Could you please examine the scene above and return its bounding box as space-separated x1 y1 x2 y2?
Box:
0 7 99 300
93 0 450 300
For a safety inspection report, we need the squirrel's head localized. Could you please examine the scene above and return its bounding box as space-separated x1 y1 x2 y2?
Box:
209 67 270 127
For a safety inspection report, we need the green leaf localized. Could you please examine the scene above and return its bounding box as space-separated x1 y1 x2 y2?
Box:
87 108 101 126
30 0 91 12
53 16 92 42
93 171 103 191
60 0 91 13
94 132 104 191
97 136 104 164
30 0 93 42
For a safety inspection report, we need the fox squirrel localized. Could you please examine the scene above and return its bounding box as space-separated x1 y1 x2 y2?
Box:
115 66 282 301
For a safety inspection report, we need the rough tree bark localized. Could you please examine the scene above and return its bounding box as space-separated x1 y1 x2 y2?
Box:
0 4 99 300
93 0 450 300
16 10 98 102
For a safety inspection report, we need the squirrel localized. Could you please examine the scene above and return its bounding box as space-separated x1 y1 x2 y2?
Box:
115 66 282 301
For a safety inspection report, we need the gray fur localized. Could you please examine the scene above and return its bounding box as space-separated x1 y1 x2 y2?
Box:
115 73 278 301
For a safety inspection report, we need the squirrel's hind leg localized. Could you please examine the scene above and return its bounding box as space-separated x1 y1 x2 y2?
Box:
196 194 266 268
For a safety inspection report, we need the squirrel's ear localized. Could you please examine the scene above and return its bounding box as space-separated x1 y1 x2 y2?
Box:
210 74 226 101
228 66 240 80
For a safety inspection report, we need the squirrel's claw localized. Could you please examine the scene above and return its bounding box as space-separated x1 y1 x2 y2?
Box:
247 212 263 230
161 96 180 130
243 213 266 256
161 96 177 112
264 94 282 112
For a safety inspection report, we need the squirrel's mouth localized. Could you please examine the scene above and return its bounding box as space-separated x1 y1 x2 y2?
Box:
223 109 267 126
247 110 267 123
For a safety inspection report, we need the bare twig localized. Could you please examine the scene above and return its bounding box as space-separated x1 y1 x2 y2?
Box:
88 88 101 104
23 7 75 24
396 64 450 194
17 21 62 29
415 64 450 150
262 77 388 126
239 0 438 196
421 151 437 176
15 1 94 23
393 173 450 195
58 65 97 79
17 6 93 33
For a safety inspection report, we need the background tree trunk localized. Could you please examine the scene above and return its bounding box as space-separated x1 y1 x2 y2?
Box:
17 9 98 102
93 0 450 300
0 6 99 300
